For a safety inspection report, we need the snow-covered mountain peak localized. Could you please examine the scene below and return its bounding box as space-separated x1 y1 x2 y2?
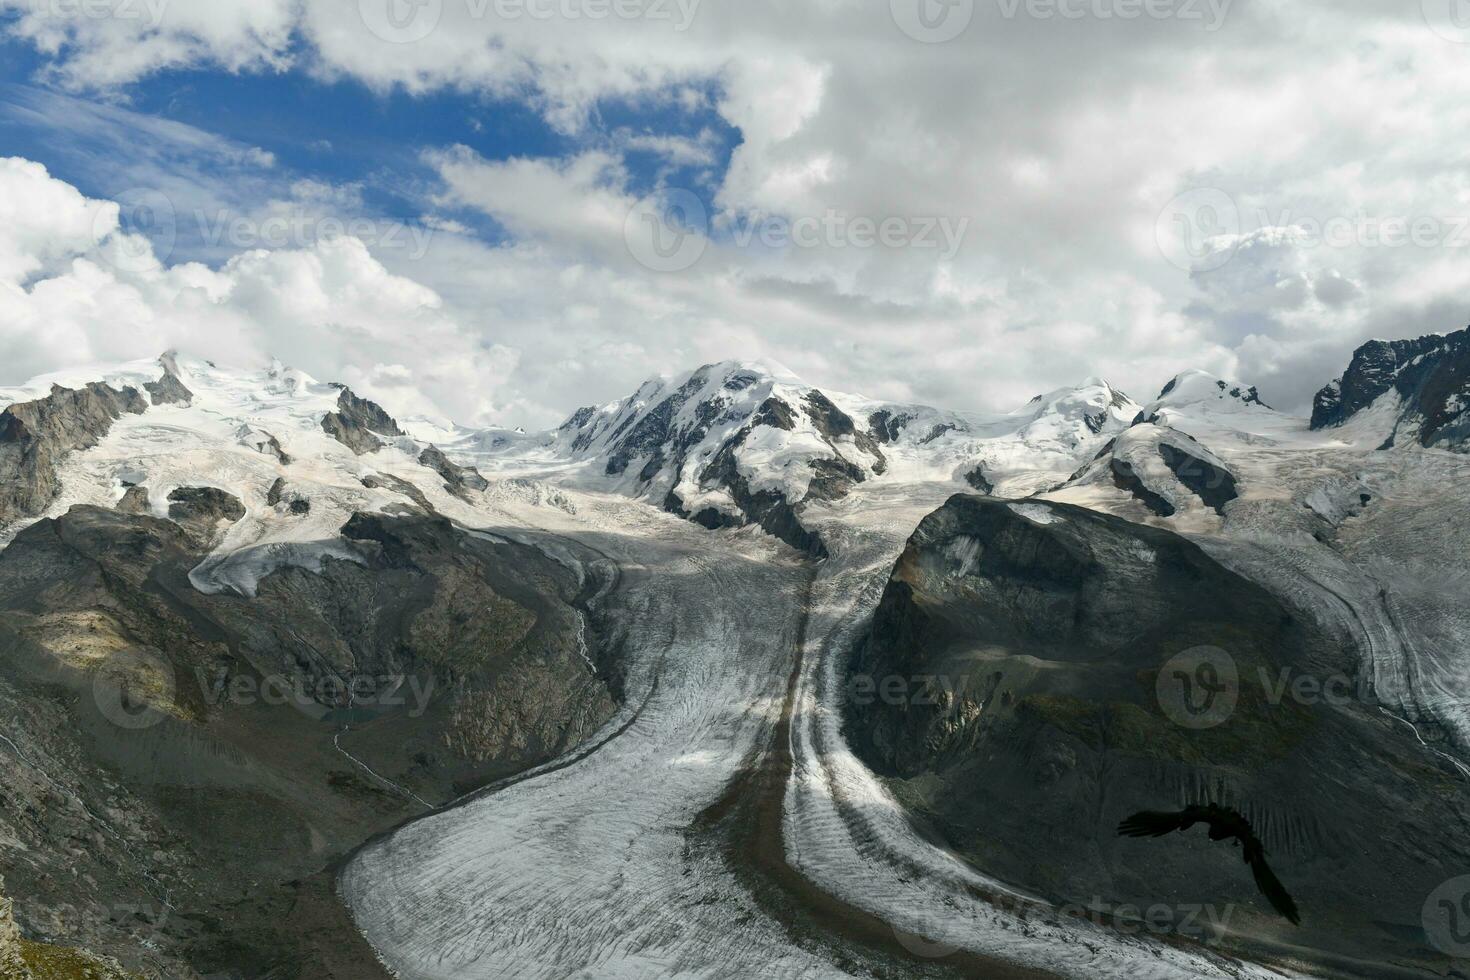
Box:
1145 369 1269 416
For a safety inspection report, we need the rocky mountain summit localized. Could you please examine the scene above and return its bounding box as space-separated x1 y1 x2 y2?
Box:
1312 325 1470 450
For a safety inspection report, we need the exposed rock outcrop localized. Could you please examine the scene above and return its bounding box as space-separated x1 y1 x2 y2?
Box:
1312 327 1470 449
671 435 828 558
361 473 436 515
0 383 148 526
418 445 489 499
115 486 150 515
1071 424 1239 518
266 478 310 515
1157 436 1238 514
143 353 193 407
320 389 404 456
962 465 993 495
166 486 245 527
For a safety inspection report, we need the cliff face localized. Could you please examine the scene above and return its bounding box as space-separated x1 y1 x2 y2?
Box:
1312 328 1470 450
845 494 1470 965
0 382 148 526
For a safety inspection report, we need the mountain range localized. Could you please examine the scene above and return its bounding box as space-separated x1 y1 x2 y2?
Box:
1 327 1468 978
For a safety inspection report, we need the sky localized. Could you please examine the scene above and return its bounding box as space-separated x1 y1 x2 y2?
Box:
2 0 1470 429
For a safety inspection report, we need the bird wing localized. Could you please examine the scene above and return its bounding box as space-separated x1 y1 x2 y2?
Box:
1248 850 1301 926
1117 810 1191 838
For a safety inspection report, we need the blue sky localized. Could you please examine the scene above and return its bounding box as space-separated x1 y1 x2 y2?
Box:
0 31 739 267
2 1 1468 428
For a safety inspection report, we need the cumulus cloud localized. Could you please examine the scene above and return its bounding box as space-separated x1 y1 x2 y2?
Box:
0 157 518 424
5 1 1470 418
0 0 296 89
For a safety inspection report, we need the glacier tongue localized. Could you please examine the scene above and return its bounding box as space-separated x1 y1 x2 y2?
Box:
6 350 1465 978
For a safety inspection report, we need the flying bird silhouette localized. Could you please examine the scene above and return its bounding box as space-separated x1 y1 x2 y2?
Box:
1117 803 1300 925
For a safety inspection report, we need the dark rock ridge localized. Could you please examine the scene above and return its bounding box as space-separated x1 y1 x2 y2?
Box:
419 445 489 498
1109 454 1176 517
116 485 151 515
1157 434 1238 515
0 382 149 526
0 503 614 977
669 436 829 559
846 495 1469 968
166 486 245 525
962 465 993 494
867 408 914 444
143 352 193 407
320 388 405 455
266 477 311 515
802 390 887 474
1312 326 1470 449
1086 426 1239 518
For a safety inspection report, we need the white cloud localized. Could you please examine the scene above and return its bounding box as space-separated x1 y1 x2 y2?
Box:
0 0 296 89
0 157 518 424
0 156 111 283
6 2 1470 417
